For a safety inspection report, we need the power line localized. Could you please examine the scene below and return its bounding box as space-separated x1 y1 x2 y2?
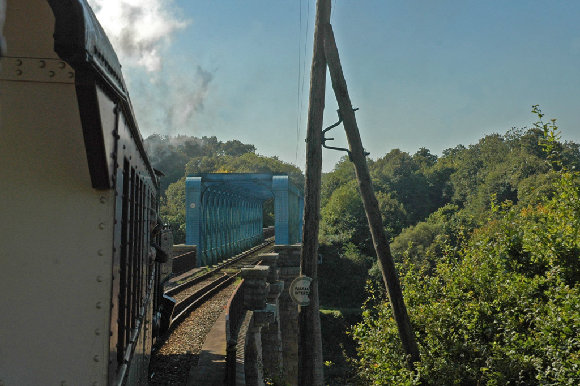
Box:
295 0 304 163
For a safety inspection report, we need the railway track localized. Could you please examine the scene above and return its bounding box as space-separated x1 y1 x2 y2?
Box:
166 237 273 328
148 239 274 384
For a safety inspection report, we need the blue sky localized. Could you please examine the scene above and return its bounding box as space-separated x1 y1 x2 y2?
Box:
89 0 580 172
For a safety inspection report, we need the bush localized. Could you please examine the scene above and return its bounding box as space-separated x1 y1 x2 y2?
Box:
352 168 580 385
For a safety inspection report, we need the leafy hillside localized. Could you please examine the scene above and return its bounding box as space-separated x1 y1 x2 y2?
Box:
341 109 580 384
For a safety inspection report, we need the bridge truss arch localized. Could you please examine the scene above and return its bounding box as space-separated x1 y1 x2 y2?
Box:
186 173 303 266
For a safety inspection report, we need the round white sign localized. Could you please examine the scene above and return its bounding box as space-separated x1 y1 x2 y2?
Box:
289 275 313 306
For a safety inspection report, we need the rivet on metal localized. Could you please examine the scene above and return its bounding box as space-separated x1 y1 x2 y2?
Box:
95 329 101 336
39 60 46 68
49 71 55 77
59 61 66 69
97 249 104 256
96 302 102 309
98 223 105 230
16 69 22 76
93 355 100 362
68 72 74 79
100 196 106 204
61 382 67 386
96 276 103 282
15 59 22 66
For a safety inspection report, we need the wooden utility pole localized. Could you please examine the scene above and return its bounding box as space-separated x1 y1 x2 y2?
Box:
323 24 421 367
299 0 331 385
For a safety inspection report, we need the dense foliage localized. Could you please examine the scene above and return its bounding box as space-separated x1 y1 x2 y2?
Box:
353 167 579 384
319 112 579 285
348 110 580 384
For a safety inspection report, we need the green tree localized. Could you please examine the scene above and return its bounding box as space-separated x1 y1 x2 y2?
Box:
351 110 580 385
372 149 432 223
354 167 580 384
321 156 357 207
161 177 186 243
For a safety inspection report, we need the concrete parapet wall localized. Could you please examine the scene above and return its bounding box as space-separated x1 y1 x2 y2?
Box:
263 226 275 239
171 245 197 275
224 246 301 386
260 253 284 382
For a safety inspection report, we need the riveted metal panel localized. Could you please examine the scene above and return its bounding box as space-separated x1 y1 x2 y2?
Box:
0 57 75 83
1 2 161 385
0 3 113 384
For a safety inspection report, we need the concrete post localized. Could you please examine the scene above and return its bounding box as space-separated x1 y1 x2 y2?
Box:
240 266 275 386
259 253 284 382
275 244 301 386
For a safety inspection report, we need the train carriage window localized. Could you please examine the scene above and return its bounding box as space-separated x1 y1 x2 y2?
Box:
130 167 138 335
117 160 130 363
116 159 155 366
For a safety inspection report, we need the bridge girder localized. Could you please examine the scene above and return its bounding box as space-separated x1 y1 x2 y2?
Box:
185 173 303 267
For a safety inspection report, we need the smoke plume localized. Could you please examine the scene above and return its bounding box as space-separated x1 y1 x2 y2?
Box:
87 0 215 136
132 64 215 135
87 0 187 72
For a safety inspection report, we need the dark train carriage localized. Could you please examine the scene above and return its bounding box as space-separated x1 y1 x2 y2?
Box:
0 0 171 384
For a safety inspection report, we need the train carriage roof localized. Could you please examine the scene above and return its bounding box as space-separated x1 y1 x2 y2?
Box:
46 0 157 189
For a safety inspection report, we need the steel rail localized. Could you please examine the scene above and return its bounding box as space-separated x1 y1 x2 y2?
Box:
165 237 274 297
170 272 240 327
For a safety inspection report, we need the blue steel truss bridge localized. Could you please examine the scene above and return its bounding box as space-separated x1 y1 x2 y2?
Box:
185 173 304 266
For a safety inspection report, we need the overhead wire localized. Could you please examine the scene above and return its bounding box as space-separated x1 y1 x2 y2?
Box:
295 0 303 163
296 0 310 165
295 0 312 167
295 1 332 166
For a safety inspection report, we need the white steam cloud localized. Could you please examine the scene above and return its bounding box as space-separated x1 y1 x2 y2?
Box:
131 65 215 134
87 0 215 135
87 0 188 72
